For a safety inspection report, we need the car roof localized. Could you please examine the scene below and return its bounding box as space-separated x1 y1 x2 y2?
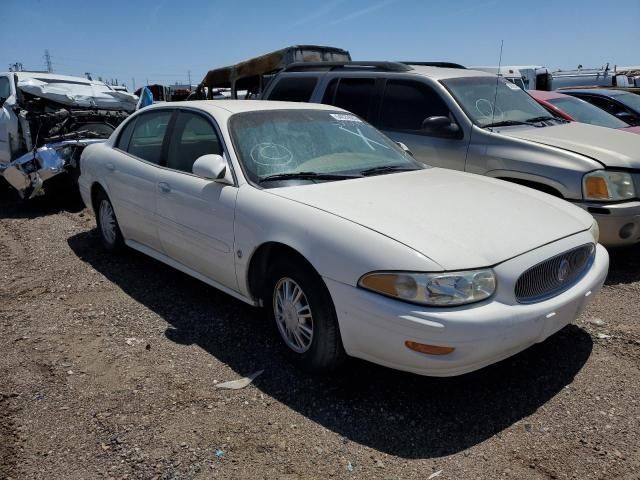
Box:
560 88 624 97
528 90 570 100
400 65 494 80
144 99 344 116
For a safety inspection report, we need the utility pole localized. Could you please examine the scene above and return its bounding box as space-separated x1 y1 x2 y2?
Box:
187 70 192 87
132 77 136 91
44 49 53 73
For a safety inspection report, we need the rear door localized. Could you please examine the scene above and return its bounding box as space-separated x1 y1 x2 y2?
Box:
378 79 469 170
155 110 239 290
103 109 172 251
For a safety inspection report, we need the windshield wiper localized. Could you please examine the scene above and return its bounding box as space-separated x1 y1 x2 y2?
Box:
524 115 557 123
360 165 418 176
484 120 533 128
258 171 362 183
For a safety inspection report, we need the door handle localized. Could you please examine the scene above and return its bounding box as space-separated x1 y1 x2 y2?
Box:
105 162 115 172
158 182 171 193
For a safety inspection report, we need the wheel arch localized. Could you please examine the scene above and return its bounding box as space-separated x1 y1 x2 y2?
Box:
90 181 109 213
496 176 565 198
246 241 320 306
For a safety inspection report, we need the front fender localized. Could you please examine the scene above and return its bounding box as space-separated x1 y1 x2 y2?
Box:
233 185 443 299
466 126 601 200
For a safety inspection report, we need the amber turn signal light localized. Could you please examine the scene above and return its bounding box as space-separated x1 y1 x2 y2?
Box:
584 176 609 200
405 340 455 355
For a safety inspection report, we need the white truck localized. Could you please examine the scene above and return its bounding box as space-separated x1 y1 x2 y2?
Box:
471 65 552 90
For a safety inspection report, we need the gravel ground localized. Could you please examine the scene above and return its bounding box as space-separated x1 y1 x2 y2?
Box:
0 185 639 480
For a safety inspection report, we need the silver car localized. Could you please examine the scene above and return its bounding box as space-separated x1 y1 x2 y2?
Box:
262 62 640 247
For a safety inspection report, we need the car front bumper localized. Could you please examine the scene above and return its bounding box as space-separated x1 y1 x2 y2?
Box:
326 239 609 377
580 200 640 247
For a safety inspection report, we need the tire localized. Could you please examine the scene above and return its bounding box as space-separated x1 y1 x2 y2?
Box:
266 260 345 372
94 189 124 252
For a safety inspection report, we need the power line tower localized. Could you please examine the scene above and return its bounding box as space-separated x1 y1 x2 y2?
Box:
44 50 53 73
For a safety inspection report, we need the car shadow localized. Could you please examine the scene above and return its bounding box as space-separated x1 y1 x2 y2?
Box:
604 244 640 286
0 180 84 219
67 229 593 459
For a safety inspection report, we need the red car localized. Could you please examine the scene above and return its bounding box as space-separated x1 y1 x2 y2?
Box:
528 90 640 135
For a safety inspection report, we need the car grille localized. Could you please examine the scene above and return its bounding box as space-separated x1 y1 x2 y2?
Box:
515 244 595 304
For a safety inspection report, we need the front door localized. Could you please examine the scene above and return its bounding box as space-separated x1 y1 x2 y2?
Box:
155 110 238 291
378 79 469 171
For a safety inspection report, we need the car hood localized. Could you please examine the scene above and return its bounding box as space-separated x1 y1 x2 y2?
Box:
269 169 593 270
17 77 137 112
500 122 640 168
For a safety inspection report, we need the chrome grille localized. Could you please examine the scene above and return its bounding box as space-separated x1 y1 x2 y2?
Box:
515 244 595 304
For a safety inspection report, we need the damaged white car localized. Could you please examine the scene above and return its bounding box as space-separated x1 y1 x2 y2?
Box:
0 72 137 199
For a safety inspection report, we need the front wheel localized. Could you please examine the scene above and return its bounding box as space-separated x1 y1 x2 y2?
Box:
95 189 124 252
267 261 345 372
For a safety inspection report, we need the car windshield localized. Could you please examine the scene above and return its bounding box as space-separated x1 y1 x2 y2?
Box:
547 96 627 128
229 109 421 185
613 92 640 113
442 76 552 127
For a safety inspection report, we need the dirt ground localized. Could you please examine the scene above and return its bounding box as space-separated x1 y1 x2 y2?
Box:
0 186 639 480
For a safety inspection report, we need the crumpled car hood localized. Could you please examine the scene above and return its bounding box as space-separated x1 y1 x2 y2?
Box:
500 122 640 168
269 169 593 270
17 78 137 112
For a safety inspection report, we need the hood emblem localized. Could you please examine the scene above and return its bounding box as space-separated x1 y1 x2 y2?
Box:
557 259 571 282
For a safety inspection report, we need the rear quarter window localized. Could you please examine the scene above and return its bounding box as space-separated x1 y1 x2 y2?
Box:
268 77 318 102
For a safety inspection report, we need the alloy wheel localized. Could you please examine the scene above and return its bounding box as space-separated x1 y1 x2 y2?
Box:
273 277 314 353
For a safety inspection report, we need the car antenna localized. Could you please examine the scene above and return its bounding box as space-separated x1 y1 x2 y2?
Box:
491 40 504 127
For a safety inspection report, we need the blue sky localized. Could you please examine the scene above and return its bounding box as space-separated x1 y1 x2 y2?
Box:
2 0 639 90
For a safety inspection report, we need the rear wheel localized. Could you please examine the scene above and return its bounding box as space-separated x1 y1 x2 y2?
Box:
94 189 124 252
267 260 345 372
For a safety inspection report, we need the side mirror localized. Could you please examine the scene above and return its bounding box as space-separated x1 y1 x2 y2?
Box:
421 116 461 137
396 142 413 156
192 154 231 184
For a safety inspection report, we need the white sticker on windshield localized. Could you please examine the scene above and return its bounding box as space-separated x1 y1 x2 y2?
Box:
330 113 362 122
505 81 521 90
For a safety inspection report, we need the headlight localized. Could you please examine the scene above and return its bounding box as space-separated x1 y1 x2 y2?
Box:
589 221 600 243
583 170 636 201
358 270 496 306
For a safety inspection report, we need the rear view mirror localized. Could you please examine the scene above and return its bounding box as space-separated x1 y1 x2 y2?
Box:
421 116 461 137
192 154 232 184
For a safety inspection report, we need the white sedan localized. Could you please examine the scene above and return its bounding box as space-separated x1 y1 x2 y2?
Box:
79 100 609 376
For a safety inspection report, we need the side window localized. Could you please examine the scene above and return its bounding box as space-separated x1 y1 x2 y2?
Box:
116 117 137 151
268 77 318 102
380 80 450 131
166 112 223 174
328 78 376 121
585 96 622 115
127 111 172 164
0 77 10 101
